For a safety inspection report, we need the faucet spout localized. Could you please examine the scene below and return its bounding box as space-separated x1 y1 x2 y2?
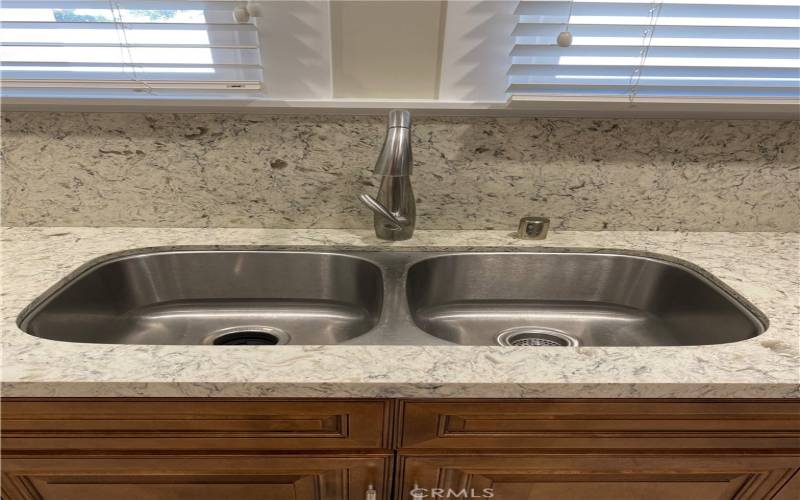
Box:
358 109 416 241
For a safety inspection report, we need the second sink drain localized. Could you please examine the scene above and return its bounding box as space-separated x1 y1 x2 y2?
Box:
211 327 289 346
496 327 579 347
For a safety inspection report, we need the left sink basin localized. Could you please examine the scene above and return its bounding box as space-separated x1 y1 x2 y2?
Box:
19 251 383 345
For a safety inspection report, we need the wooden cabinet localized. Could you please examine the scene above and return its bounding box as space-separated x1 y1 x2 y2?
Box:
395 400 800 499
397 454 799 500
2 455 389 500
398 400 800 450
2 398 799 500
2 398 392 451
2 398 393 500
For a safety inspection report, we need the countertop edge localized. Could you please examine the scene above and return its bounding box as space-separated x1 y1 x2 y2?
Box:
3 381 799 399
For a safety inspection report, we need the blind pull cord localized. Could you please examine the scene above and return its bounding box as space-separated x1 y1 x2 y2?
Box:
110 1 154 94
628 0 663 103
557 0 575 47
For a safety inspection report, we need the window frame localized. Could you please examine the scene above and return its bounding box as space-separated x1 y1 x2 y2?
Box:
1 0 797 119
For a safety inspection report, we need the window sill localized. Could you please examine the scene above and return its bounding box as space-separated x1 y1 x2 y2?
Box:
1 93 797 119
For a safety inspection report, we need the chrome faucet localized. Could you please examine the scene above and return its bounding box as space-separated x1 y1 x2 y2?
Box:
358 109 416 241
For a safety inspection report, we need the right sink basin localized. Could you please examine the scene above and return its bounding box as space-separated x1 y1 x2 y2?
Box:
406 252 766 347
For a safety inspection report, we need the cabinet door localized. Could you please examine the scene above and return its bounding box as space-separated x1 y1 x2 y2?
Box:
399 400 800 451
2 398 392 451
398 454 800 500
2 455 390 500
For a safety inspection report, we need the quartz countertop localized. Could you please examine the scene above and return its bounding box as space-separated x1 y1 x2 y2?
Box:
2 227 798 398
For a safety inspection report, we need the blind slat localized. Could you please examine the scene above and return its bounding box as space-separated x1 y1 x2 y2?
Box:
517 0 800 6
515 2 800 18
1 43 259 50
514 23 798 38
513 26 800 48
515 2 800 28
509 77 800 88
0 1 244 8
509 64 800 77
511 46 800 59
507 85 799 98
509 0 800 100
0 46 261 65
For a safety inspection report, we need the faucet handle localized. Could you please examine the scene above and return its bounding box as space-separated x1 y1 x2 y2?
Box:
387 109 411 128
358 194 404 229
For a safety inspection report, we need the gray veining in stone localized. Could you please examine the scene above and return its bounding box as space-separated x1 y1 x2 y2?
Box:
2 113 798 231
2 227 798 398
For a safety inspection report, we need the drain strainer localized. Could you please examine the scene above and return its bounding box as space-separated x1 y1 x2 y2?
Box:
496 327 579 347
210 327 289 346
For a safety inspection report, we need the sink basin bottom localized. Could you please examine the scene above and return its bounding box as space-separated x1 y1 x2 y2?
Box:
103 299 377 345
414 301 679 346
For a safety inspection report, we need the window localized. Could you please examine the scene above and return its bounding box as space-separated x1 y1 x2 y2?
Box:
509 0 800 101
0 0 262 92
1 0 797 115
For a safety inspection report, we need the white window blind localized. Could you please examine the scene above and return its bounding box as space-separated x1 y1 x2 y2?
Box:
509 0 800 100
0 0 262 91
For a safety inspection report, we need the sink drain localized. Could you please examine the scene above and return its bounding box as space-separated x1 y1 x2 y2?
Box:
210 327 289 346
496 327 579 347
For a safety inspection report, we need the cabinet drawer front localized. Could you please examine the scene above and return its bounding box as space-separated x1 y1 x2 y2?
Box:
400 400 800 450
2 455 390 500
398 454 800 500
2 399 391 451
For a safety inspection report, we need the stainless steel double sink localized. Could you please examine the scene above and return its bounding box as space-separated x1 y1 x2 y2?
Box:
18 249 766 347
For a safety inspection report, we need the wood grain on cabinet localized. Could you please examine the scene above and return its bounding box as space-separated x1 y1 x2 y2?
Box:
1 455 390 500
397 454 800 500
2 398 799 500
772 469 800 500
399 399 800 450
2 398 393 451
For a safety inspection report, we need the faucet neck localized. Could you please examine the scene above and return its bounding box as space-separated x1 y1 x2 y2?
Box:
387 109 411 129
373 115 412 177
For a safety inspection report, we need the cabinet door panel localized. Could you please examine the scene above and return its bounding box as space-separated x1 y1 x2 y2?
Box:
400 400 800 450
2 398 392 451
399 454 800 500
2 455 390 500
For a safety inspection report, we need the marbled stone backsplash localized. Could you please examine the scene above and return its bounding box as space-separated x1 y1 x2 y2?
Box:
2 112 797 231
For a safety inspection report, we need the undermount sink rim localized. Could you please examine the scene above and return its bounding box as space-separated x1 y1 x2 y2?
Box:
17 246 769 346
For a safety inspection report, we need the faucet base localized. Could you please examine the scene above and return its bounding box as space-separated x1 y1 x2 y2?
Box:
374 223 414 241
368 174 415 241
